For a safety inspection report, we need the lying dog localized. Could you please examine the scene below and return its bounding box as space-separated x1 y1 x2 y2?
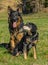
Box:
8 6 39 59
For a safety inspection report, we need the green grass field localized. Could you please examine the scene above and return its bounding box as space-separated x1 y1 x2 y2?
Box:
0 11 48 65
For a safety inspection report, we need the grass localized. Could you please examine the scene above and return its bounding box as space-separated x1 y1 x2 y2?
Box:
0 11 48 65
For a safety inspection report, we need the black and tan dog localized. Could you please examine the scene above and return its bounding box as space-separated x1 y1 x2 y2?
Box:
8 6 39 59
8 6 24 52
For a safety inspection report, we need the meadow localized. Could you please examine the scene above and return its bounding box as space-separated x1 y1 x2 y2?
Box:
0 11 48 65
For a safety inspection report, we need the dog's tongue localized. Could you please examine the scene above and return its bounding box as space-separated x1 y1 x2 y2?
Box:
13 22 16 28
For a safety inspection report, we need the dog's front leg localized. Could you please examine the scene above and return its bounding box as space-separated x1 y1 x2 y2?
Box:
10 34 15 53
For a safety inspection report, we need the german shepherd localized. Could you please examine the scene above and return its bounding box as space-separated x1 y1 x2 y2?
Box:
8 6 39 59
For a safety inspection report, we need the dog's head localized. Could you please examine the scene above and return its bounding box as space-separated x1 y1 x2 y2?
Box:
8 6 22 29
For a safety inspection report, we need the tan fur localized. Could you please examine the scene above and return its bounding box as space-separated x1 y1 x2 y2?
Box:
10 34 15 52
23 50 27 60
32 46 37 59
16 16 21 28
16 33 24 42
32 40 37 59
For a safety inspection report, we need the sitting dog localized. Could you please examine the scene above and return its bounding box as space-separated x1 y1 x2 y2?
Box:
8 6 39 59
8 6 24 52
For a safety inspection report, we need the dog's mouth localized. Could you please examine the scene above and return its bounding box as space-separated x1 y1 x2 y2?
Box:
13 22 16 28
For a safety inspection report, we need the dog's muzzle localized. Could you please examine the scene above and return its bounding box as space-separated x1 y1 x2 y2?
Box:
12 17 18 28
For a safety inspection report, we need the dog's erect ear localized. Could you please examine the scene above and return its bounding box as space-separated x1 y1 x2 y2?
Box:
8 6 13 14
16 8 21 16
16 8 19 12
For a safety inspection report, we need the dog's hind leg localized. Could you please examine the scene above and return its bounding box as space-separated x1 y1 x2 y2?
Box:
32 44 37 59
23 43 27 59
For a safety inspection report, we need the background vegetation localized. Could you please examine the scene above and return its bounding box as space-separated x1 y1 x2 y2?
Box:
0 0 48 13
